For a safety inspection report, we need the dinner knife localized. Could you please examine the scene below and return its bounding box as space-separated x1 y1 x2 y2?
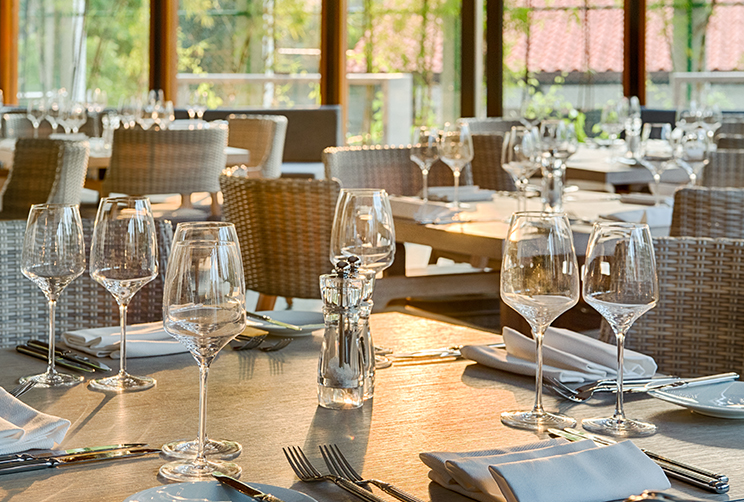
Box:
15 345 94 373
390 342 506 359
213 472 287 502
245 311 303 331
0 448 160 475
27 339 111 372
0 443 148 465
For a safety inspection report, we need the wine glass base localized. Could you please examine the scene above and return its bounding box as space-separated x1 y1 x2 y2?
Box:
20 372 84 388
159 458 241 482
501 409 577 431
88 373 156 393
445 202 468 210
162 438 242 460
582 416 657 437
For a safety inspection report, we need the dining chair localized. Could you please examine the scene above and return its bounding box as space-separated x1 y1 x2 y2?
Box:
0 218 172 349
716 119 744 138
102 125 228 216
714 133 744 150
702 150 744 187
227 114 288 178
470 133 516 191
460 117 522 134
671 186 744 239
0 139 89 219
2 112 52 139
599 236 744 377
219 175 340 311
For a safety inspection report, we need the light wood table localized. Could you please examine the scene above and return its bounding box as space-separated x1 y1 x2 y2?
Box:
565 147 689 186
1 312 742 501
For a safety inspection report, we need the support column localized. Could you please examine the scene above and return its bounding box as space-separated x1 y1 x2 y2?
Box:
461 0 483 117
486 0 503 117
320 0 347 137
624 0 646 104
150 0 178 103
0 0 18 105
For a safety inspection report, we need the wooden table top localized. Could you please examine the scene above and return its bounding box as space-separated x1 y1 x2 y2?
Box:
1 312 742 502
565 147 689 186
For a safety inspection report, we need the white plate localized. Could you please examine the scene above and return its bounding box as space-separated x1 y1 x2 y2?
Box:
251 311 324 337
124 480 318 502
649 380 744 419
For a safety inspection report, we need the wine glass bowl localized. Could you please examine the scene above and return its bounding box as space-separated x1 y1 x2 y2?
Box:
410 127 440 203
581 222 659 437
501 126 540 212
639 123 674 205
438 120 474 209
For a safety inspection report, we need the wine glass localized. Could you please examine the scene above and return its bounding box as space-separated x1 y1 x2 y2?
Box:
118 96 141 129
46 91 62 134
639 123 674 205
438 120 474 209
20 204 86 387
88 197 159 392
500 212 580 430
63 102 87 134
161 221 244 461
700 104 722 142
501 125 540 212
26 99 46 138
330 188 396 398
520 94 543 129
160 239 247 481
410 127 440 203
582 222 659 437
675 128 709 186
538 120 577 213
599 100 626 162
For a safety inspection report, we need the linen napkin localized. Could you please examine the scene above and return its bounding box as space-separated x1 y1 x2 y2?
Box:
62 322 187 359
600 204 673 228
388 196 462 224
0 388 70 455
460 327 657 383
427 185 497 203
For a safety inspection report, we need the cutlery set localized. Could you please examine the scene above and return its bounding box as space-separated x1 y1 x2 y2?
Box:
15 340 111 373
0 443 159 475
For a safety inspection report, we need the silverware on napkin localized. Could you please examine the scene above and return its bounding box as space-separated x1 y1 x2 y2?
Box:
27 339 111 372
0 447 160 475
212 472 287 502
0 443 148 465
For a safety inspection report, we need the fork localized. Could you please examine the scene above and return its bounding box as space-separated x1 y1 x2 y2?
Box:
259 338 292 352
232 334 268 351
9 380 35 398
320 444 426 502
283 446 387 502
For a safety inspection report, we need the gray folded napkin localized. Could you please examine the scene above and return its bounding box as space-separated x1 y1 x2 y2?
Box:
0 388 70 455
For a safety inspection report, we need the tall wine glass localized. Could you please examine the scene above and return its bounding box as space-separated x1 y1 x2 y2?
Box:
160 240 247 481
676 128 709 186
410 127 440 203
439 120 474 209
639 123 674 205
27 99 46 138
502 126 540 212
600 100 626 162
20 204 86 387
161 221 244 461
89 197 159 392
500 212 580 430
582 222 659 437
64 102 87 134
539 120 577 213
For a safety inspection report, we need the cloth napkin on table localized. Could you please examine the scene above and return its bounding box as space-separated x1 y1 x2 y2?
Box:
460 327 657 383
0 387 70 455
421 439 670 502
62 322 187 359
388 196 461 224
600 203 673 228
427 185 497 203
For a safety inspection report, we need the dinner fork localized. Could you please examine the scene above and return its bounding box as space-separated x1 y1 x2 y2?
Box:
320 444 426 502
282 446 387 502
259 338 292 352
232 335 268 351
9 380 35 398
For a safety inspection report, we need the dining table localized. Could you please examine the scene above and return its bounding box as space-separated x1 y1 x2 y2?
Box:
565 146 689 187
1 311 742 502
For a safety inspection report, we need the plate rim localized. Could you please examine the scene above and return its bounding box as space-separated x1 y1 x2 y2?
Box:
123 480 319 502
649 380 744 419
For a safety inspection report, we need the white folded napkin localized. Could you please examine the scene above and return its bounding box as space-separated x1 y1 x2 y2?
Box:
0 388 70 455
427 185 497 203
62 322 187 359
421 439 669 502
601 204 673 228
460 327 657 383
388 196 461 224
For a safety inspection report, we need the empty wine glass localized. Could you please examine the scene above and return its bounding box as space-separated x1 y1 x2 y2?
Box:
46 92 62 134
639 123 674 205
675 128 709 186
582 222 659 437
118 96 141 129
88 197 159 392
20 204 86 387
600 100 627 162
500 212 580 430
410 127 440 203
159 239 247 481
502 126 540 212
538 120 577 213
26 99 46 138
439 120 474 209
520 94 543 129
63 102 87 134
700 104 722 142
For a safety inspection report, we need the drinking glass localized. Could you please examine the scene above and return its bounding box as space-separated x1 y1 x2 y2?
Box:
700 104 722 142
46 92 62 134
160 240 247 481
501 126 539 212
20 204 86 387
599 100 626 162
639 123 674 205
582 222 659 437
520 94 543 129
675 128 709 186
538 120 577 213
410 127 440 203
26 99 46 138
63 102 87 134
161 221 244 461
118 96 141 129
88 197 159 392
500 212 580 430
438 120 474 209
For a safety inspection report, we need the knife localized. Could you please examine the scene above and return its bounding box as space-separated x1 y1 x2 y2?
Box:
213 472 287 502
16 345 95 373
637 372 739 393
27 340 111 372
0 448 160 475
245 311 303 331
0 443 148 465
390 342 506 359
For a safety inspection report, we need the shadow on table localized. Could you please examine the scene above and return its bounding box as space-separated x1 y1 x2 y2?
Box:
429 480 480 501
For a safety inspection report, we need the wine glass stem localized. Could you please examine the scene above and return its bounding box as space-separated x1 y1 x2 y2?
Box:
653 173 661 205
197 361 210 462
33 126 39 139
45 299 58 378
613 332 627 421
422 170 429 203
118 304 128 378
517 180 527 212
531 327 547 416
453 171 460 208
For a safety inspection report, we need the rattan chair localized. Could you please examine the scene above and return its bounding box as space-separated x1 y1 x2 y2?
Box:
702 150 744 187
715 133 744 150
470 133 515 191
0 139 89 219
102 125 228 215
323 144 467 196
671 186 744 239
220 175 340 310
227 114 288 178
716 119 744 138
2 112 52 139
461 117 522 134
599 236 744 377
0 218 172 349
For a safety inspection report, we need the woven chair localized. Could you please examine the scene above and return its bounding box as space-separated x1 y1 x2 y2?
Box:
599 236 744 377
0 139 89 219
323 144 468 196
0 218 172 349
671 187 744 239
102 125 228 215
227 114 288 178
471 133 515 191
716 120 744 138
702 150 744 187
461 117 522 134
715 133 744 150
220 175 340 310
2 112 53 138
